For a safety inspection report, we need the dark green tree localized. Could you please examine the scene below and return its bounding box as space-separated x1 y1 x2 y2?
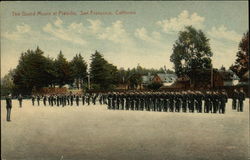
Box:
13 47 55 94
90 51 118 90
54 51 73 87
230 31 249 79
170 26 213 79
70 54 87 89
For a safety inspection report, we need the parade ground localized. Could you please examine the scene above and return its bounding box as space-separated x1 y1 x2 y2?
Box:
1 99 249 160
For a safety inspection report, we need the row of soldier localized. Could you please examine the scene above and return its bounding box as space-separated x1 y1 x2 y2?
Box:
16 89 246 114
106 89 245 114
30 93 102 107
106 91 228 113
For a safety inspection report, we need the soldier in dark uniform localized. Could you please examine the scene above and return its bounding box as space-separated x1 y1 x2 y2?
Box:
181 91 187 112
112 92 117 110
219 90 228 114
92 94 97 105
125 92 130 110
37 95 40 106
82 94 86 105
70 93 74 106
86 93 91 105
18 94 23 108
175 92 181 112
76 94 80 106
237 88 245 112
107 92 112 109
31 95 35 106
121 93 125 110
196 91 203 113
129 92 135 110
67 94 70 105
187 91 194 113
135 92 140 111
204 91 210 113
211 91 219 113
232 89 238 110
145 92 149 111
6 93 12 122
43 95 47 106
169 92 174 112
56 95 60 106
151 92 157 111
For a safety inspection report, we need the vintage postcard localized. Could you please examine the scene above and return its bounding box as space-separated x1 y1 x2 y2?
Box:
1 1 249 160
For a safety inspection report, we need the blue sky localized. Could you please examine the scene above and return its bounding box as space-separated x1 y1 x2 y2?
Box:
1 1 248 76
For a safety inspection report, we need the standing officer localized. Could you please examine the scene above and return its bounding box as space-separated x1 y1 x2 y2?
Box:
18 94 23 108
6 93 12 122
237 88 245 112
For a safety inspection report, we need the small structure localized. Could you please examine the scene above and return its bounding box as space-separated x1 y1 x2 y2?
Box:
152 73 177 86
213 69 240 87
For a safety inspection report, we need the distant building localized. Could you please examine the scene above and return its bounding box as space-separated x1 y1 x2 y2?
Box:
213 69 240 87
142 73 177 87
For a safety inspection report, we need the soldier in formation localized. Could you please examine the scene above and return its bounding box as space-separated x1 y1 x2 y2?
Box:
18 94 23 108
232 88 246 112
30 92 107 107
105 90 230 114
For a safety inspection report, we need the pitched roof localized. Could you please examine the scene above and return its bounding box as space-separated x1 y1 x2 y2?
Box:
156 73 177 83
217 69 240 81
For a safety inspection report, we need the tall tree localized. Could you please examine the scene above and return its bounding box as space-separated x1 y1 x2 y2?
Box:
54 51 73 87
90 51 118 90
230 31 249 79
170 26 213 79
13 47 54 94
70 54 87 89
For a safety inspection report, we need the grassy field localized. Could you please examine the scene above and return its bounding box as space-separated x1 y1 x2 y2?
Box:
1 99 249 160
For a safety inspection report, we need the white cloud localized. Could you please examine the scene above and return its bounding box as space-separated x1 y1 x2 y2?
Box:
97 20 132 44
87 19 102 33
157 10 205 33
43 17 86 45
208 25 242 42
134 27 162 44
2 23 31 40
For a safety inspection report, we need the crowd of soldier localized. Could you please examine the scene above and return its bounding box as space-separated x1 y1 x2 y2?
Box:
30 93 101 107
4 88 246 122
106 90 246 114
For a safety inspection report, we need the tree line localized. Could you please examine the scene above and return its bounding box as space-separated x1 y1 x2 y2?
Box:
1 26 248 96
1 48 173 96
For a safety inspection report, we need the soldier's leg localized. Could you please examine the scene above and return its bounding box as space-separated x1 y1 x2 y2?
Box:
240 101 243 112
6 108 11 121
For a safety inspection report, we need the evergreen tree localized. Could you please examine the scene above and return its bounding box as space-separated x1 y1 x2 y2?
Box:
54 51 73 87
70 54 87 89
90 51 118 90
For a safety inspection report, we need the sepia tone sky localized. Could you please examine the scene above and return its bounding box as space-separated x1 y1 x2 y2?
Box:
1 1 248 76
